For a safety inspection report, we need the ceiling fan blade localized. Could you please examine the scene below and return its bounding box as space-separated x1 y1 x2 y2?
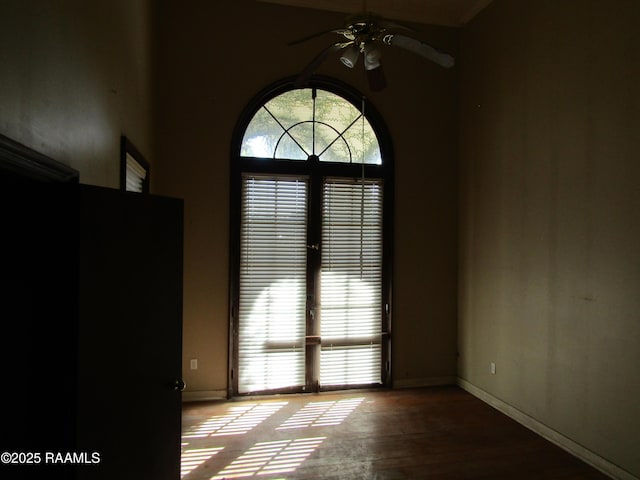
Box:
384 34 455 68
294 42 353 88
377 18 414 33
288 28 353 46
366 64 387 91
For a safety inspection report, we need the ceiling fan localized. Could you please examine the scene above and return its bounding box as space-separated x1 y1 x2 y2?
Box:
290 11 455 91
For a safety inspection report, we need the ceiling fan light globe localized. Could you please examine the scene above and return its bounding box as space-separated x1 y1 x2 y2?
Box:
340 57 357 68
364 58 380 70
339 45 360 68
364 44 381 70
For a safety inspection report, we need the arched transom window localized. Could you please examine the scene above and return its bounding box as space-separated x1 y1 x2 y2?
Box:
241 88 381 164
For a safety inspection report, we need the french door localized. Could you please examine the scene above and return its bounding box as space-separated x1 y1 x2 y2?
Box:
235 173 387 394
230 78 392 396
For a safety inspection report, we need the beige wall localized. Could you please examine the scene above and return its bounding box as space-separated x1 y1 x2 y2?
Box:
459 0 640 477
0 0 153 187
152 0 459 395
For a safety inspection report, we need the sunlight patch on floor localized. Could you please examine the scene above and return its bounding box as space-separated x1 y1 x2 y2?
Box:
211 437 325 479
180 447 224 478
182 402 288 439
276 397 364 430
182 396 366 478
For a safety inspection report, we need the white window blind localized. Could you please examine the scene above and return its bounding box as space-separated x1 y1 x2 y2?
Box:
320 177 383 386
238 175 308 393
125 153 147 193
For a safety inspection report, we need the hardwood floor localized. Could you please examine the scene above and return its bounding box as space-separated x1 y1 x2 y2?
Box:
181 386 610 479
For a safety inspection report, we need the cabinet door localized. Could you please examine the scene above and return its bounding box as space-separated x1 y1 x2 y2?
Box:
76 185 183 480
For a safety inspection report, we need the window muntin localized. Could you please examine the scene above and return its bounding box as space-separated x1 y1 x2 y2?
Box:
240 88 381 165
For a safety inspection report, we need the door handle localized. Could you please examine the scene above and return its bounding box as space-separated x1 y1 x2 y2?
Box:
174 380 186 392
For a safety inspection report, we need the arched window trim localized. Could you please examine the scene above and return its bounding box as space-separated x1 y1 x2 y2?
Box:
229 76 394 398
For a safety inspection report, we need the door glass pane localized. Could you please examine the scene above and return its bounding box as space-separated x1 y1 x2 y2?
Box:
238 175 308 393
320 177 383 386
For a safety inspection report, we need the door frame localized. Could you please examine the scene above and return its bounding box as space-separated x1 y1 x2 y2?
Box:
228 76 394 397
0 132 79 183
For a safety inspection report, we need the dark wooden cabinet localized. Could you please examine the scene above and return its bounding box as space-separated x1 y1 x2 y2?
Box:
1 138 183 479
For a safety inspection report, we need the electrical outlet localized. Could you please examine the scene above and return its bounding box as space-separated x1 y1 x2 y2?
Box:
490 362 496 375
190 359 198 370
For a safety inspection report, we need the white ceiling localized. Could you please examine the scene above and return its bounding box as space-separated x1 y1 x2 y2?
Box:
256 0 494 27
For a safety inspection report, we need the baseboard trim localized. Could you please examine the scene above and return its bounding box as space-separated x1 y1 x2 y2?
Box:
394 376 457 389
182 390 227 402
181 378 458 401
457 378 638 480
